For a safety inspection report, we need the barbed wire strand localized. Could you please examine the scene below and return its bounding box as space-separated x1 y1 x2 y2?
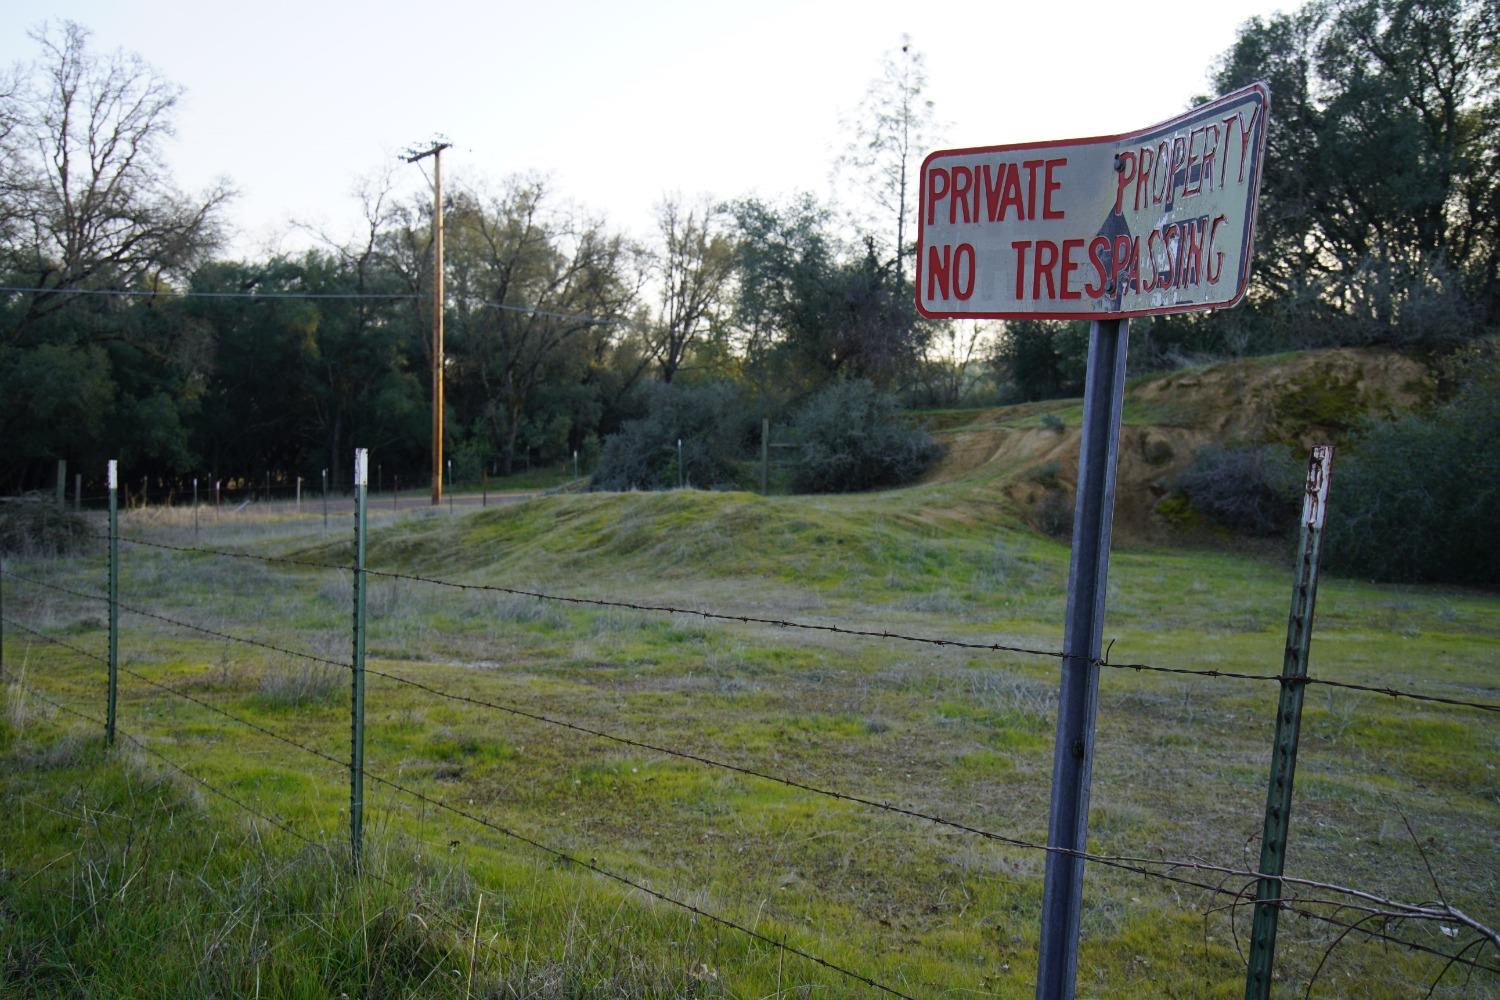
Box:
5 570 1499 940
0 640 917 999
6 572 1499 930
0 670 559 978
24 546 1500 716
1 572 351 670
8 610 1496 978
8 614 1488 983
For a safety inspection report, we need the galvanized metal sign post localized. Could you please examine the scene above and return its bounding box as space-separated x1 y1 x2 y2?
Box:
916 83 1268 1000
1244 446 1332 999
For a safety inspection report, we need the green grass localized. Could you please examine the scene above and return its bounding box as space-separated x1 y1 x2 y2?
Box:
1 476 1497 997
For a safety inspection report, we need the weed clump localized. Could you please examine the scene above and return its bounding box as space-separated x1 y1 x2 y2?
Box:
255 661 343 708
0 497 94 557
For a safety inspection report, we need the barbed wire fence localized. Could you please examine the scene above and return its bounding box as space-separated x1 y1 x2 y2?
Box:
0 456 1496 997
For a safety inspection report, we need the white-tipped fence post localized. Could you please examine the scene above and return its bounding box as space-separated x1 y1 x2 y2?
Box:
350 448 368 871
107 460 119 746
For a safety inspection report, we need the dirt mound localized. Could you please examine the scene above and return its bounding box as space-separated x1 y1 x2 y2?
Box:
924 347 1434 537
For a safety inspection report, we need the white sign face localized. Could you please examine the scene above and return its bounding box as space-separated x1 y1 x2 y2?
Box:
916 83 1269 320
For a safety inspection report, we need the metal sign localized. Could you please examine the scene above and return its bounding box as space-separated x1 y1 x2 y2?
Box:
916 82 1268 320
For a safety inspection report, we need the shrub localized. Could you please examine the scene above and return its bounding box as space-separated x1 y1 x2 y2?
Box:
593 382 751 491
0 497 95 557
1323 345 1499 585
1174 445 1303 536
789 380 943 493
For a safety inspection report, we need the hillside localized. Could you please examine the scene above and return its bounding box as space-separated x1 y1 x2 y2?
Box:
919 346 1435 536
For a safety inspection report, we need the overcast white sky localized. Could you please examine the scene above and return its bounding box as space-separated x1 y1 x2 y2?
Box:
2 0 1290 259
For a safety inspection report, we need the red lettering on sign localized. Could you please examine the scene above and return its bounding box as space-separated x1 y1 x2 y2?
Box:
1180 216 1207 286
1153 141 1171 206
1235 104 1260 183
981 163 1004 221
1022 160 1044 219
1043 158 1066 220
1183 126 1206 196
1111 235 1134 292
1164 223 1182 287
998 163 1025 220
953 243 976 299
1011 240 1032 299
1169 136 1188 203
926 167 949 226
1059 238 1084 299
951 166 973 224
927 242 977 300
1085 236 1110 298
1200 123 1219 194
1033 239 1059 300
1206 214 1227 283
1135 145 1154 211
1142 229 1160 291
1114 151 1136 215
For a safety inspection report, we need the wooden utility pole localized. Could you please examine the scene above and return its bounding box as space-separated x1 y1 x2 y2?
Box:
406 140 452 505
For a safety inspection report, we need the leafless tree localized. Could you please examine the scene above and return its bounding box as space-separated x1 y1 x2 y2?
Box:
837 35 939 285
649 193 734 383
2 21 230 338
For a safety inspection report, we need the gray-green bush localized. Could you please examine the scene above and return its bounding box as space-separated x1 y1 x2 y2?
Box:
789 379 942 493
593 382 751 491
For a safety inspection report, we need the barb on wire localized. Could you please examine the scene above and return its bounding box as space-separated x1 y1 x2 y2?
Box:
35 537 1500 717
0 572 350 672
9 613 1495 979
356 760 919 997
3 643 917 999
106 534 346 572
7 675 315 847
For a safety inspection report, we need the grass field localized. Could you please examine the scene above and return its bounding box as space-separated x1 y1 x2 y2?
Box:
1 473 1497 998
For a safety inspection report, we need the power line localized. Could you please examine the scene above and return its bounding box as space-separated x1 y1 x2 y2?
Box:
0 284 632 327
0 285 417 301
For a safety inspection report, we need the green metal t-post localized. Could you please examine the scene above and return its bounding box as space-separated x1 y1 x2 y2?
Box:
1244 446 1333 999
107 460 119 746
56 459 66 510
350 448 369 871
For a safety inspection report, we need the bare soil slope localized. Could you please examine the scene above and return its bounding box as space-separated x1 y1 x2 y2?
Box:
922 347 1434 537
